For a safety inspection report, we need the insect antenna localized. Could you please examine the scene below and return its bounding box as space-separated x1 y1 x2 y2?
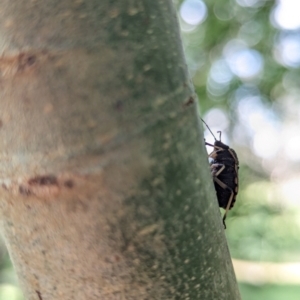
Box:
200 118 217 141
217 131 222 141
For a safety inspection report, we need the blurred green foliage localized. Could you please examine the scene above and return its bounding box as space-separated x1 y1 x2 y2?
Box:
239 283 300 300
0 238 23 299
177 0 300 263
227 180 300 262
179 0 299 108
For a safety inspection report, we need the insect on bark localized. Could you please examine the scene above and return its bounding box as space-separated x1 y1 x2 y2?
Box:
201 118 239 229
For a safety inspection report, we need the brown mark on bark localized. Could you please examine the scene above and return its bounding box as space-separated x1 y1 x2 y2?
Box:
18 53 37 71
17 175 77 198
0 51 51 78
28 175 58 186
35 290 43 300
18 174 59 198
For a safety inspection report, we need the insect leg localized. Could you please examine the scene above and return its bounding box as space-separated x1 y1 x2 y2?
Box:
222 191 234 226
205 142 215 148
205 142 224 151
213 176 228 190
210 163 225 177
228 148 239 165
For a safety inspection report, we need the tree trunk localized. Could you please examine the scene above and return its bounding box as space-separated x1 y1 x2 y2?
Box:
0 0 241 299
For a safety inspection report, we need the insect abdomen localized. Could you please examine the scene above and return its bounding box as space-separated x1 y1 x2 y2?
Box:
212 163 237 209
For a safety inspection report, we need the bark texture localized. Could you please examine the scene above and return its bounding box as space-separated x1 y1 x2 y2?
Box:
0 0 241 299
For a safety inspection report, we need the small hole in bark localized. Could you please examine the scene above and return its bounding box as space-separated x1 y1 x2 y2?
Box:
27 55 36 66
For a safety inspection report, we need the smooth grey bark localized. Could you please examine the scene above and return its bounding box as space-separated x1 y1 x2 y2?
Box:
0 0 241 299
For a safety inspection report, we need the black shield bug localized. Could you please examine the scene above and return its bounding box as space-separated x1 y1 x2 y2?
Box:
201 118 239 229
